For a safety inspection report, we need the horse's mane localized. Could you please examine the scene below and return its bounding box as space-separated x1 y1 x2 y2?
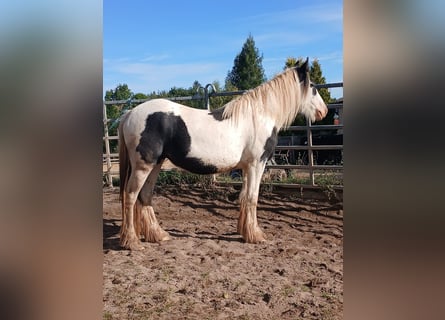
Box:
216 68 308 129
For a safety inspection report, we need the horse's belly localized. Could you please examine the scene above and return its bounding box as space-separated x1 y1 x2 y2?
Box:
169 148 240 175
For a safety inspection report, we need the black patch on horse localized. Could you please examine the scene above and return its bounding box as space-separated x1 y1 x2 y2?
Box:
260 127 278 162
136 112 218 174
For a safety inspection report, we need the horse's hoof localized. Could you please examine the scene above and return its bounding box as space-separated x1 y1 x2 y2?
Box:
242 231 267 244
121 238 144 250
143 229 171 243
128 242 145 251
249 237 267 244
159 234 171 241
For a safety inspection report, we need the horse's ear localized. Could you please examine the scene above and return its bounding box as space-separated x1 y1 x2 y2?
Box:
303 57 309 72
296 57 310 85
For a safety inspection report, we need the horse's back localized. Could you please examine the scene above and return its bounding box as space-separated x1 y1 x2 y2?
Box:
122 99 182 137
129 98 180 117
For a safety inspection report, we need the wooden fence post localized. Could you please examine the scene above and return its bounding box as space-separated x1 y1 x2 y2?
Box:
103 102 113 188
306 120 315 187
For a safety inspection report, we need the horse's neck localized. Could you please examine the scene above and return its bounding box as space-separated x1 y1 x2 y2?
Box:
255 90 298 131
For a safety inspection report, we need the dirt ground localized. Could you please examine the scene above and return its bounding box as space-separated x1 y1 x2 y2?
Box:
103 184 343 319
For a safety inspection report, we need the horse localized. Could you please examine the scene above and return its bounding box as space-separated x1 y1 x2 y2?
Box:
118 58 328 250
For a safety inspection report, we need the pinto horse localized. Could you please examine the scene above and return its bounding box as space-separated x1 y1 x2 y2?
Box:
118 58 328 250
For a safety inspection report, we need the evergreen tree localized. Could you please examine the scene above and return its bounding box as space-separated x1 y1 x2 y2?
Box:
226 34 266 90
310 59 331 105
284 57 299 69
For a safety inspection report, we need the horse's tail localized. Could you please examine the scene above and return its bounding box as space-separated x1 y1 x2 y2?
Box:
118 111 131 233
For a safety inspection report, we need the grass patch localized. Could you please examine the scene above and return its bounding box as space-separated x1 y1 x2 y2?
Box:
105 167 342 201
157 170 214 188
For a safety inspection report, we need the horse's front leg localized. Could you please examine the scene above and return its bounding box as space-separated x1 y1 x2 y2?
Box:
238 162 267 243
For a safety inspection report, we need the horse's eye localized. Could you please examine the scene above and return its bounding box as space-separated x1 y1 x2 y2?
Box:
309 83 317 95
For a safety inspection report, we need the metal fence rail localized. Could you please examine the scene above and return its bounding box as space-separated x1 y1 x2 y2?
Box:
103 82 343 189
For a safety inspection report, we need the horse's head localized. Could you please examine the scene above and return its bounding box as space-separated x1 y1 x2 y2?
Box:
296 58 328 122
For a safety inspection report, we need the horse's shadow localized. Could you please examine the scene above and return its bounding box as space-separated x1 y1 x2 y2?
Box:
166 229 243 243
103 219 244 252
103 218 121 251
159 189 239 221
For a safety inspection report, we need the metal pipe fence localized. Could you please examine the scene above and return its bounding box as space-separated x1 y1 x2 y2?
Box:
103 82 343 189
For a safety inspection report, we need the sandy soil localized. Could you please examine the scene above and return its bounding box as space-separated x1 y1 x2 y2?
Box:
103 185 343 319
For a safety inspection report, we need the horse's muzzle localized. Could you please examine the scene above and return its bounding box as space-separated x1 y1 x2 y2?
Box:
315 108 327 121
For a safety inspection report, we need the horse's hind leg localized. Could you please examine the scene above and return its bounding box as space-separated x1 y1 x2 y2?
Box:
138 162 170 242
120 167 151 250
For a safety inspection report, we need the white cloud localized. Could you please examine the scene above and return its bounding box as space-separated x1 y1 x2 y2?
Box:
255 31 320 47
140 54 170 62
103 59 226 94
313 51 343 64
110 61 221 77
302 4 342 23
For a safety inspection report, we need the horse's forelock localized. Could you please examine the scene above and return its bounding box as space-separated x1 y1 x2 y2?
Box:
301 74 310 98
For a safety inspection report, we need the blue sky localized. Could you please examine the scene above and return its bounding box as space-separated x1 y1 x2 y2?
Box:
104 0 343 98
